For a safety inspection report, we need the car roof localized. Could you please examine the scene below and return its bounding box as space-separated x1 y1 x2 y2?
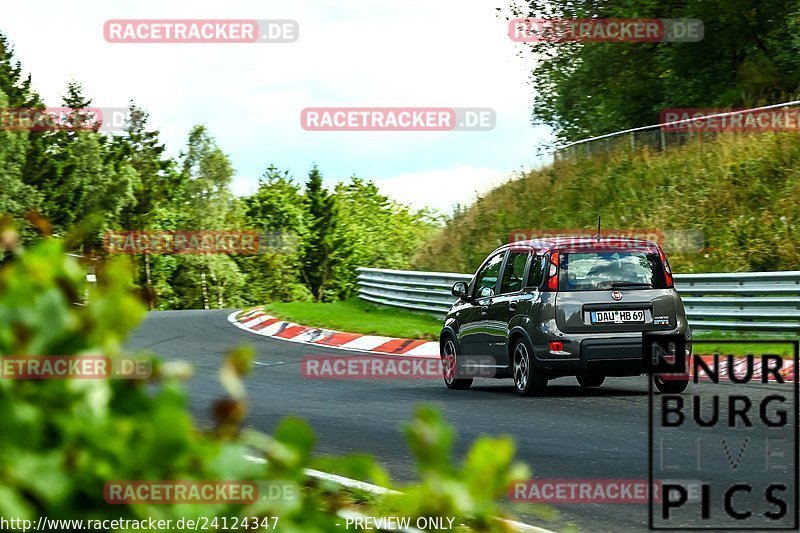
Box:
499 236 662 255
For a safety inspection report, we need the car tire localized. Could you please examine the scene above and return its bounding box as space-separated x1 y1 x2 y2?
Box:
512 338 547 396
441 338 473 390
653 374 689 394
577 375 605 388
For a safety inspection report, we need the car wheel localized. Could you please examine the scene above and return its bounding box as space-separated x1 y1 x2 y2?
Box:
441 338 473 390
577 375 605 388
512 338 547 396
653 374 689 394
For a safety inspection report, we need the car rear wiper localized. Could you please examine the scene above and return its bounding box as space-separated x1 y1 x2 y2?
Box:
610 282 653 288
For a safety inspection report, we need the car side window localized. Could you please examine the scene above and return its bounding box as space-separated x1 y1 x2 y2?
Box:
526 254 545 288
474 252 504 299
500 251 529 294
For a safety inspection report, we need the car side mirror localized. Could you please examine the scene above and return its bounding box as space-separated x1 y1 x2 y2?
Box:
477 286 495 299
452 281 468 298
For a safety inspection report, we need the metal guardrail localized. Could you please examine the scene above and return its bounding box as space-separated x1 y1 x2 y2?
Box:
357 267 800 333
552 99 800 161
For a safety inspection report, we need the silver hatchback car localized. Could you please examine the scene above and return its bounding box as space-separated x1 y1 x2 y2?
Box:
440 237 691 396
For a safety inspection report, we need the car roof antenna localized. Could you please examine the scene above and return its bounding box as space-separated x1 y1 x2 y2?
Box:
593 215 602 242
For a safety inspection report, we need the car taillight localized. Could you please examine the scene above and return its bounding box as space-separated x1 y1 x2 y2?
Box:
659 248 674 288
546 252 559 291
549 341 563 352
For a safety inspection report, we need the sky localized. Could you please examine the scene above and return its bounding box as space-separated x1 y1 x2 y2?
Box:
4 0 553 213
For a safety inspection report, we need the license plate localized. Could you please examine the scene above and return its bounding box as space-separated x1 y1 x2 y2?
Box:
591 310 646 324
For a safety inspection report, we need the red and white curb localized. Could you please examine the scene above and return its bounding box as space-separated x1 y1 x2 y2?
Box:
692 355 795 382
228 308 439 358
228 309 795 381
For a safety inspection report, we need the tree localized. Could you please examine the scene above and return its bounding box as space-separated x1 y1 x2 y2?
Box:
107 102 181 308
244 165 306 233
299 165 341 301
179 125 236 227
327 177 436 299
505 0 800 142
0 87 38 223
0 33 45 246
24 82 139 250
0 28 439 308
0 33 38 108
237 165 311 304
114 102 180 229
172 125 245 309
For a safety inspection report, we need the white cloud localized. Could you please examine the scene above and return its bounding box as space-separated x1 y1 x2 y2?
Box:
378 166 516 213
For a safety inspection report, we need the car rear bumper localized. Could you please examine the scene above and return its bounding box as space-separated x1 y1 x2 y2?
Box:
532 337 648 377
580 338 644 376
531 319 690 377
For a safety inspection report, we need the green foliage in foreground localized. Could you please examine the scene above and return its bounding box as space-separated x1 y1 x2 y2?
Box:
261 298 443 340
0 233 539 531
415 133 800 275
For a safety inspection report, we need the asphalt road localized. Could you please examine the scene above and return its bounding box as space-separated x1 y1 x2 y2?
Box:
125 310 798 532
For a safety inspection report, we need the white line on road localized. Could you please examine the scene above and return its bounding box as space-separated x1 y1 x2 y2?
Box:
242 454 556 533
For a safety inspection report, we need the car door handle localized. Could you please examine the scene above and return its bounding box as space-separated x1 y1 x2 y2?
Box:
509 300 518 311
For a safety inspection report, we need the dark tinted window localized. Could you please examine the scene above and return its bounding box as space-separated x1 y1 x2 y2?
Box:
474 252 504 298
561 251 667 291
500 251 528 294
527 254 545 287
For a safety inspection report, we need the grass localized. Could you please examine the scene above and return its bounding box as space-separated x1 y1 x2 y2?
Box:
261 298 442 340
692 332 798 357
413 132 800 274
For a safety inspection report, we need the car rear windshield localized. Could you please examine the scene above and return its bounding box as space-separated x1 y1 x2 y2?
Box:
560 250 668 291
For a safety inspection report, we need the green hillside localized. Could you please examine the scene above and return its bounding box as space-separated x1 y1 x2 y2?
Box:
413 133 800 275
